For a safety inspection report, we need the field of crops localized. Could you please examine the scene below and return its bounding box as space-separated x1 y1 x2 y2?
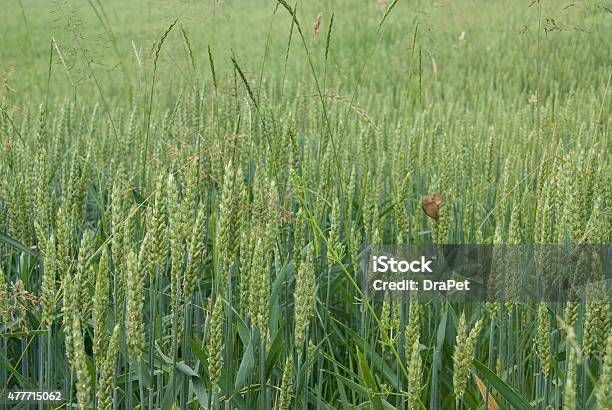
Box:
0 0 610 409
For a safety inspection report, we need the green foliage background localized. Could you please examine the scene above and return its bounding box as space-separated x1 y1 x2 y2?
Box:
0 0 610 409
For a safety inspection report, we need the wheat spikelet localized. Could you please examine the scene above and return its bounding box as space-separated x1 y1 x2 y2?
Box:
76 230 95 320
97 323 121 410
563 346 577 410
62 272 77 365
537 302 552 378
71 313 90 409
294 244 314 355
596 330 612 408
207 297 224 391
217 161 239 295
0 265 9 326
168 172 185 331
279 355 294 410
126 250 144 359
327 197 344 270
407 339 422 410
453 313 483 405
41 235 58 328
93 247 110 360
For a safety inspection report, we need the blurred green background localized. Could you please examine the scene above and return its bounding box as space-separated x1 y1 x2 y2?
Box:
1 0 610 111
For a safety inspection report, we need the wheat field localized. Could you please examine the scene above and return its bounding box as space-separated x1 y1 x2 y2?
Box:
0 0 610 409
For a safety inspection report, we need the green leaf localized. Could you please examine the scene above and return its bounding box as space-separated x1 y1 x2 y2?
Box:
175 361 198 377
0 329 48 337
155 342 173 364
191 377 209 408
235 336 254 389
472 360 533 410
264 330 284 379
160 373 183 410
218 368 249 410
436 306 448 352
323 370 368 396
188 337 208 364
584 385 597 410
356 347 384 410
378 0 399 31
132 189 146 206
322 370 397 410
0 362 37 388
138 358 153 389
235 309 251 346
0 231 36 256
430 305 448 406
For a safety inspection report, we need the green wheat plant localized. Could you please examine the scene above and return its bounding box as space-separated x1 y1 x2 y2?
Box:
0 0 609 409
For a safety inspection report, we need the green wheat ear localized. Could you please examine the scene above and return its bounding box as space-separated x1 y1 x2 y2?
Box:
217 160 239 296
179 206 207 343
126 250 144 360
583 281 609 359
564 346 577 410
62 271 78 365
294 244 314 357
93 246 110 360
40 235 57 328
327 197 344 271
537 302 552 378
597 330 612 408
279 354 294 410
207 297 224 391
407 339 423 410
97 323 121 410
71 314 91 410
0 265 9 326
75 229 95 320
167 171 184 340
453 313 483 405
